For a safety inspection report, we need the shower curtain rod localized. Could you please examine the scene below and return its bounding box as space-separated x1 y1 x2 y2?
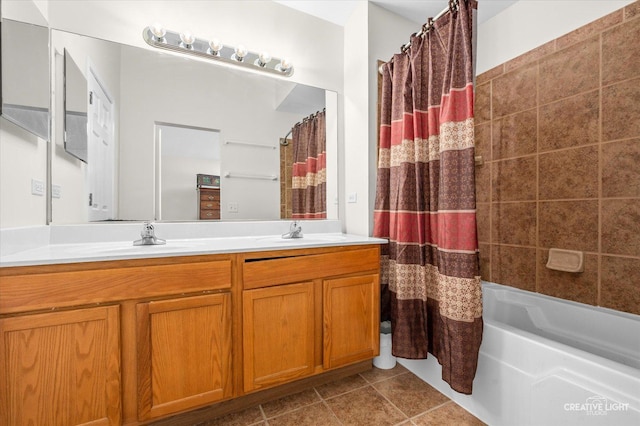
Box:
280 108 326 146
400 0 459 52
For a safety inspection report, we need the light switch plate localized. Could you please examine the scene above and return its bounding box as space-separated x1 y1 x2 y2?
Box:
52 184 62 199
31 179 45 196
348 192 357 203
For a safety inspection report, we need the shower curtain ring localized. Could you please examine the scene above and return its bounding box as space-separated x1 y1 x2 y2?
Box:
423 18 434 33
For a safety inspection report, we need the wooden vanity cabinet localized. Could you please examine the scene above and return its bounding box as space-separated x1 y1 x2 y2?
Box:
0 256 234 426
241 246 380 393
136 293 232 420
0 245 381 425
0 305 122 426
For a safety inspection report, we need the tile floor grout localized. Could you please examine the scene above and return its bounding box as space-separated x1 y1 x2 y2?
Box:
204 365 485 426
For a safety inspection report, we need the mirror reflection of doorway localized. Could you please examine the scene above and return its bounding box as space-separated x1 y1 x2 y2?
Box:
155 124 221 221
87 65 115 221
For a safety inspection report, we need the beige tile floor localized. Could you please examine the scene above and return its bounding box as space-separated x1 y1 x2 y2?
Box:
201 364 486 426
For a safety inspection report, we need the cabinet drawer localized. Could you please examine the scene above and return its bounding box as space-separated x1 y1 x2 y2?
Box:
200 210 220 220
0 259 232 314
200 192 220 202
200 201 220 210
243 247 379 289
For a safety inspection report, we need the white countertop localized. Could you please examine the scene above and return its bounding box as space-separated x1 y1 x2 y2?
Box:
0 221 387 267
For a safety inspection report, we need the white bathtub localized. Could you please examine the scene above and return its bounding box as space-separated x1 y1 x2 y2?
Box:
400 281 640 426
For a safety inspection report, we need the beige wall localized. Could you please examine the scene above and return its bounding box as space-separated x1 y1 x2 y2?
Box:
475 1 640 315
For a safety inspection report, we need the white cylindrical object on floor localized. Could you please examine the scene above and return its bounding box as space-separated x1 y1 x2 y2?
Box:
373 332 396 369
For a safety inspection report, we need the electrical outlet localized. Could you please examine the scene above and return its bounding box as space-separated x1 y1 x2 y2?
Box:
31 179 45 196
228 202 239 213
348 192 358 203
52 184 62 199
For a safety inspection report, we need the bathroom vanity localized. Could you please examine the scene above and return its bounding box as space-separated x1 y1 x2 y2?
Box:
0 229 382 425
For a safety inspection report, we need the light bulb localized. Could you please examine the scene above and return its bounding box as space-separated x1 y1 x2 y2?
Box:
209 38 223 54
234 45 248 61
179 31 195 47
149 23 166 40
279 57 293 72
256 51 271 67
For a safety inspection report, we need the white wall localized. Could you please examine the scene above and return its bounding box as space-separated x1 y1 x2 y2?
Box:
477 0 634 74
2 0 48 25
0 120 48 227
343 1 370 236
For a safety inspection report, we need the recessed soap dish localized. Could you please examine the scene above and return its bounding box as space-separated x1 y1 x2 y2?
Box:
546 248 584 273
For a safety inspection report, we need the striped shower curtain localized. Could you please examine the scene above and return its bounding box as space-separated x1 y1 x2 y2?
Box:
292 110 326 219
373 0 482 394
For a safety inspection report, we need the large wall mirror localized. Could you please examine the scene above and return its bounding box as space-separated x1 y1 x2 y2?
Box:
46 28 337 223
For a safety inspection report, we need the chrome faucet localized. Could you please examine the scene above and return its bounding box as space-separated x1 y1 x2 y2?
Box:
133 221 166 246
282 221 303 239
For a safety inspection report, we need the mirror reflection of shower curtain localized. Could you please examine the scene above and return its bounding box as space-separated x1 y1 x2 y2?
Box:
291 110 326 219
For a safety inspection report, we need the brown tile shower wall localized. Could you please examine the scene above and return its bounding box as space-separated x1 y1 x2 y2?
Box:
280 140 293 219
474 1 640 315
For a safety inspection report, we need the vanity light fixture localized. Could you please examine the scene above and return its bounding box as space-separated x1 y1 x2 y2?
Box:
142 25 294 77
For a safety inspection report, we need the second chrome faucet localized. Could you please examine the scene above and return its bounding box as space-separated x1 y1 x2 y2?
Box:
282 221 303 239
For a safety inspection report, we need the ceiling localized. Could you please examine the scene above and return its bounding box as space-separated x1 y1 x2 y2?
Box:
274 0 518 26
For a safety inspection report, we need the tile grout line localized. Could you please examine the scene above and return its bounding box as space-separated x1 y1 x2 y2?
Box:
358 370 410 386
313 387 345 426
597 28 604 308
317 382 372 402
407 400 455 423
369 380 422 423
258 404 268 424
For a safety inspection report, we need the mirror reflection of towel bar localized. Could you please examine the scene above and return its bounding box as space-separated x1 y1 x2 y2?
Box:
224 172 278 181
225 140 276 149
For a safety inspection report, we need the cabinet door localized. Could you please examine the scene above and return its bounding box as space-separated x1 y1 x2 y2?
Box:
137 293 232 420
323 274 380 370
0 306 121 426
243 282 315 392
